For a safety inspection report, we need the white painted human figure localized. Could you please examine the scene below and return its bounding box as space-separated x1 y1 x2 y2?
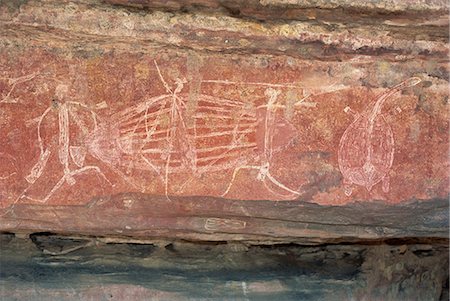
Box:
87 61 306 199
23 85 110 203
21 62 315 202
221 87 302 197
338 77 421 196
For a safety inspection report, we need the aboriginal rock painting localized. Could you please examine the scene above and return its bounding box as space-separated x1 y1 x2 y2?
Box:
14 61 310 203
338 77 421 196
0 59 423 204
23 99 111 203
0 71 38 103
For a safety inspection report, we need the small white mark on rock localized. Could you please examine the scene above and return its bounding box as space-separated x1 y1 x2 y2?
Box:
242 281 248 297
123 198 134 208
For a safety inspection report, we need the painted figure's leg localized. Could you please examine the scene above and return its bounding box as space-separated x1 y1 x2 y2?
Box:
343 177 353 196
382 174 390 193
26 175 67 203
221 165 260 197
25 149 51 184
24 165 111 203
265 171 301 196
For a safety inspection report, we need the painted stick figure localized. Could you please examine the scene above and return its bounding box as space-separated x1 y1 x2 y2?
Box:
23 87 111 203
88 62 305 199
221 87 303 198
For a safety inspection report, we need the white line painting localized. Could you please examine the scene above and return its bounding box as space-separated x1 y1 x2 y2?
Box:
0 153 18 181
18 61 326 203
0 72 39 103
0 153 20 209
204 218 247 231
87 61 306 199
220 87 302 197
338 77 421 196
22 87 111 203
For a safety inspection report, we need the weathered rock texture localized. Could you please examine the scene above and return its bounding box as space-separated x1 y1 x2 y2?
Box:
0 233 448 301
0 0 448 241
0 1 449 300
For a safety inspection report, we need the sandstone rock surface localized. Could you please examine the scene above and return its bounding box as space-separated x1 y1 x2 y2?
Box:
0 0 448 242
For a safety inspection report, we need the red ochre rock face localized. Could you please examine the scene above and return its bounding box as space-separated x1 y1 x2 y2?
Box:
338 77 422 196
0 50 448 208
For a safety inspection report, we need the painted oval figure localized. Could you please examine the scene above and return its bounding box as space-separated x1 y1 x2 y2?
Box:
338 77 421 196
